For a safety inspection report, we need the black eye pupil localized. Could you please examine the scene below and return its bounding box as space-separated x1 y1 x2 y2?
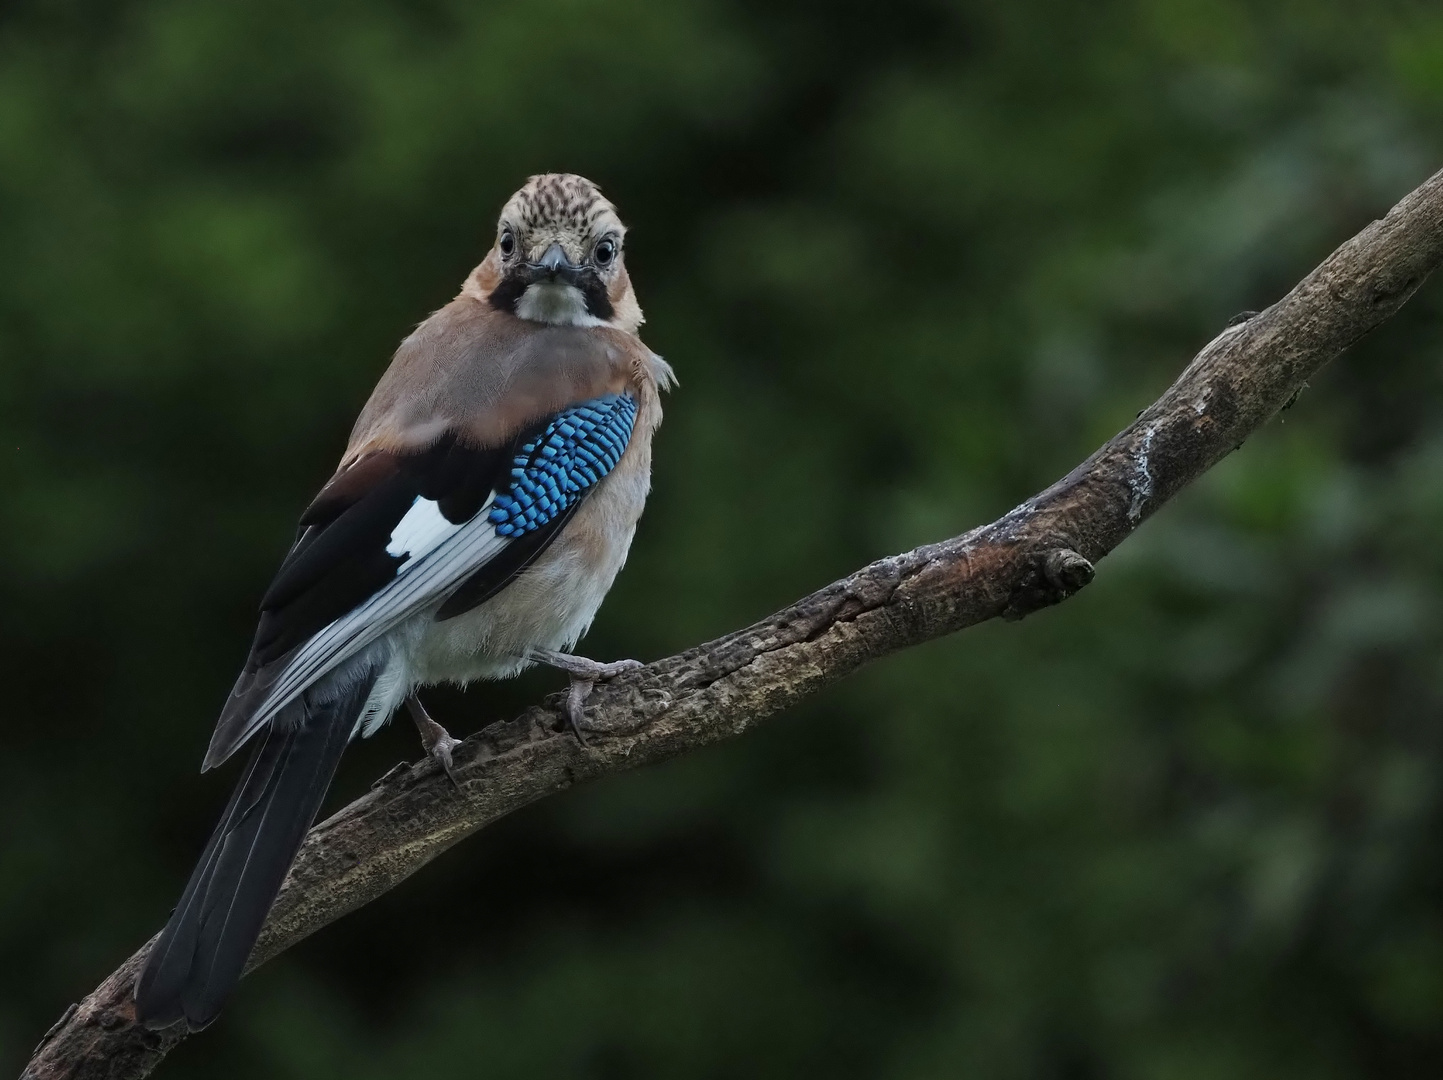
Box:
596 241 614 265
500 233 515 256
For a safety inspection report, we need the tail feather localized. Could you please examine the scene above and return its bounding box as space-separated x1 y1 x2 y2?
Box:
135 673 374 1030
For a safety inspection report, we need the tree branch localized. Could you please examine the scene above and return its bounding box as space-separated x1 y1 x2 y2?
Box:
24 163 1443 1080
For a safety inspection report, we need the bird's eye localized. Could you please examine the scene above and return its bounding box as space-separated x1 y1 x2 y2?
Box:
594 238 617 267
499 231 516 258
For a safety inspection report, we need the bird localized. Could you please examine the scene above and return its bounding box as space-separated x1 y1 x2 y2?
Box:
134 173 675 1031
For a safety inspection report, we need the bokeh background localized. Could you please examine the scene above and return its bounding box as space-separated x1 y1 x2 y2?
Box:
5 1 1443 1077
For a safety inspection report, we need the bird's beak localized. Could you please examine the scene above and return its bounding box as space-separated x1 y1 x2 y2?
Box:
538 243 570 275
520 242 593 287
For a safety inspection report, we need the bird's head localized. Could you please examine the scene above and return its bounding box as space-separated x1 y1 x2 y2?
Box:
472 173 643 334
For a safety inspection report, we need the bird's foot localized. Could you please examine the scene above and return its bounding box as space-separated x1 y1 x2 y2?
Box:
406 695 462 789
529 650 646 682
528 649 644 745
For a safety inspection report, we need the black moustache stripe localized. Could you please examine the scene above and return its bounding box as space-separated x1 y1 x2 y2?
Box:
575 273 614 320
487 273 529 314
488 265 615 321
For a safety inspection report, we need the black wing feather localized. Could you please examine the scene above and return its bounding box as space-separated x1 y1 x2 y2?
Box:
245 436 512 670
243 419 580 672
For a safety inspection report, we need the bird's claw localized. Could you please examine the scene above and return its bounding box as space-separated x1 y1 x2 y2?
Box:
528 650 645 746
428 732 463 789
407 695 464 791
566 679 597 746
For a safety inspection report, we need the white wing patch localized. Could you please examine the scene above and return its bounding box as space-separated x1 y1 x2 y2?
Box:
386 496 466 566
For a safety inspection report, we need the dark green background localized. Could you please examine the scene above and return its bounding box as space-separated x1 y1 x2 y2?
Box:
5 1 1443 1076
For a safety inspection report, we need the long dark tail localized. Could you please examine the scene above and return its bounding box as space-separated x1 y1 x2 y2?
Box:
134 673 375 1030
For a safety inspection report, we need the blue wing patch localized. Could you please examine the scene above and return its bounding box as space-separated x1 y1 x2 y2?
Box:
488 393 638 537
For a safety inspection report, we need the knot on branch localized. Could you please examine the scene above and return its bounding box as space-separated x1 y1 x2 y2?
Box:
1046 548 1096 593
1001 548 1095 621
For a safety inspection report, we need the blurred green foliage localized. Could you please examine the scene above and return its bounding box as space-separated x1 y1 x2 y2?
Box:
4 0 1443 1076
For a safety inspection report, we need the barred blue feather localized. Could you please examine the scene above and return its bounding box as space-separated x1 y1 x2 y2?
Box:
489 393 639 537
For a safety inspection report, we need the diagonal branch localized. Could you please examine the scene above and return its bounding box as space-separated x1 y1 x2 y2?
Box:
23 163 1443 1080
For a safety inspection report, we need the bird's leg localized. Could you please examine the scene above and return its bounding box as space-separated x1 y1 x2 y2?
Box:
528 648 644 744
406 694 462 788
530 650 646 682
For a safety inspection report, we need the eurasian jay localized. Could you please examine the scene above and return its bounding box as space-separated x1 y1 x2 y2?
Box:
135 174 674 1030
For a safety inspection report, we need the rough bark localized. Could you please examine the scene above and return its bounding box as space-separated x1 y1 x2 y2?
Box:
23 163 1443 1080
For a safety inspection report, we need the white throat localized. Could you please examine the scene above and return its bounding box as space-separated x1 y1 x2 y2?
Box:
515 282 607 327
